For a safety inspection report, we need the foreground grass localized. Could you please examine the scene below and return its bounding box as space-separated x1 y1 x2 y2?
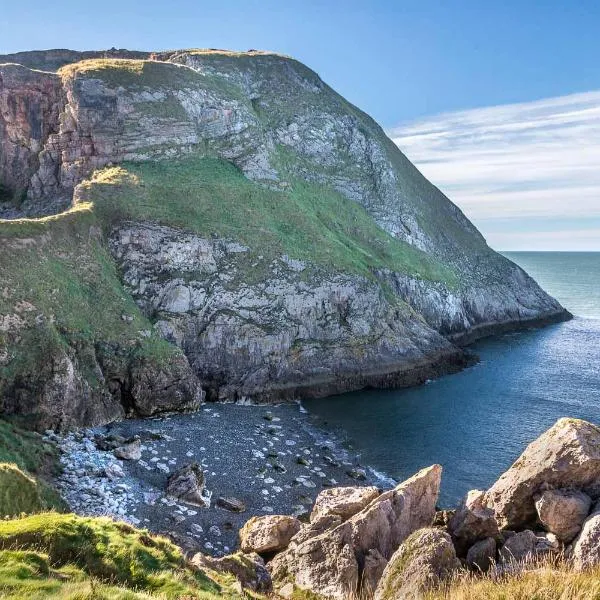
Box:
0 419 64 513
0 513 243 599
427 562 600 600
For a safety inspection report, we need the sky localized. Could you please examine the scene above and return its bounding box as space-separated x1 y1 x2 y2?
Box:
1 0 599 250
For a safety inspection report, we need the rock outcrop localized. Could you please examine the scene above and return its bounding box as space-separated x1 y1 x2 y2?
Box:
572 506 600 571
268 465 441 598
485 418 600 530
239 515 301 554
0 48 568 426
310 485 380 524
374 528 461 600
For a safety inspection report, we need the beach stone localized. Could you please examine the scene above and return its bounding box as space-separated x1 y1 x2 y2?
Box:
572 507 600 570
448 489 499 555
216 496 246 513
534 488 591 543
310 485 380 524
499 529 537 563
114 438 142 461
347 467 367 481
374 528 460 600
191 551 272 593
95 433 127 450
104 462 125 480
166 463 207 507
269 465 441 599
240 515 301 554
466 537 496 571
485 418 600 530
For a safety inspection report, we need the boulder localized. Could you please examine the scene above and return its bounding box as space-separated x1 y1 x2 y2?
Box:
466 537 496 571
572 507 600 571
216 496 246 513
165 463 207 507
191 551 271 593
349 465 442 562
240 515 301 554
534 488 591 543
374 528 460 600
104 462 125 480
485 418 600 530
269 465 441 599
310 486 380 524
113 438 142 461
269 522 358 600
289 514 343 548
499 530 537 563
448 489 499 555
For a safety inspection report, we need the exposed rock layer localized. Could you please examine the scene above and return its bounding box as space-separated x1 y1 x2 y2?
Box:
0 48 569 425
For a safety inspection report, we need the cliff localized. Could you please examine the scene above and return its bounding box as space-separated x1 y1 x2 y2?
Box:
0 48 569 428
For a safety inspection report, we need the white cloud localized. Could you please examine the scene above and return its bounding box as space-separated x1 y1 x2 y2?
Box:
389 91 600 250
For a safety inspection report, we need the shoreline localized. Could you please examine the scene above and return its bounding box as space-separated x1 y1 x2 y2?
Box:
50 402 390 556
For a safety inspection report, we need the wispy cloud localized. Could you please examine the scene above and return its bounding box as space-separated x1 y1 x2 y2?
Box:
389 91 600 250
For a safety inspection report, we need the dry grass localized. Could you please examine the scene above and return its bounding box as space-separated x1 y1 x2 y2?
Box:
427 558 600 600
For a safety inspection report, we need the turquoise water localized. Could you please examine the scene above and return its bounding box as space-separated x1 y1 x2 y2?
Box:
304 252 600 506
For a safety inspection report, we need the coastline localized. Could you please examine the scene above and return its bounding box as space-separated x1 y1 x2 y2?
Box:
51 402 389 556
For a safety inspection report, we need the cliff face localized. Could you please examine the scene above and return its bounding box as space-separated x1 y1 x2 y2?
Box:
0 49 568 427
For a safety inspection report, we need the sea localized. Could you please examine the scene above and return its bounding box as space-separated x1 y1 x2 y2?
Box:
303 252 600 506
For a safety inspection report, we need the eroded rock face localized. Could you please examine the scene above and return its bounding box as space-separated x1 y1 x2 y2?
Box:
239 515 301 554
269 465 441 598
310 485 380 524
374 528 460 600
485 418 600 530
535 489 591 543
109 223 465 402
0 49 568 425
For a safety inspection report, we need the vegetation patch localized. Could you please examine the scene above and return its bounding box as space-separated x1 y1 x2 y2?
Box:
84 155 456 285
0 514 244 599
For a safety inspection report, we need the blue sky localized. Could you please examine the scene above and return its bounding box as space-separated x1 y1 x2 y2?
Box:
2 1 599 249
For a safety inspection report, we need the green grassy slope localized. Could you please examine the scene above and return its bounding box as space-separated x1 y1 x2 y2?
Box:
0 514 245 599
84 155 456 285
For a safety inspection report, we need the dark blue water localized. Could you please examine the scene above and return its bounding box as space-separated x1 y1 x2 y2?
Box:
304 252 600 506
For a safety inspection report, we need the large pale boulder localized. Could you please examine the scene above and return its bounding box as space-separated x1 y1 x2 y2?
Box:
448 489 499 555
269 465 441 599
310 486 380 524
535 488 591 543
268 522 358 600
374 528 460 600
240 515 301 554
485 418 600 529
572 507 600 571
349 464 442 563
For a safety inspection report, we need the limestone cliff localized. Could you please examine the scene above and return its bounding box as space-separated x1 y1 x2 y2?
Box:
0 48 568 427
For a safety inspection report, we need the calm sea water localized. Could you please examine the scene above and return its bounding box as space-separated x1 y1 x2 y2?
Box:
304 252 600 506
